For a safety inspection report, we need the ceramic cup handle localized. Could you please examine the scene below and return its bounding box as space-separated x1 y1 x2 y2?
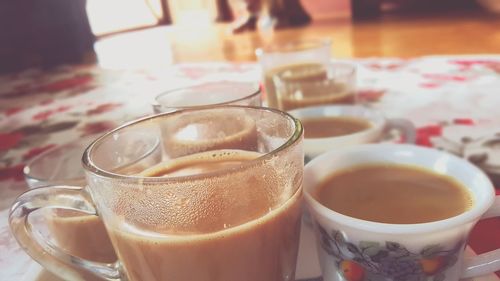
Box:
462 196 500 278
386 118 416 144
9 186 121 281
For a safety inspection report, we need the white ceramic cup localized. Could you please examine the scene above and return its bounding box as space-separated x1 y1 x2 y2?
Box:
304 144 500 281
289 105 416 158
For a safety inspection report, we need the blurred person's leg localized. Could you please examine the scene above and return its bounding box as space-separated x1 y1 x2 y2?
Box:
233 0 261 33
232 0 310 33
270 0 311 28
216 0 234 22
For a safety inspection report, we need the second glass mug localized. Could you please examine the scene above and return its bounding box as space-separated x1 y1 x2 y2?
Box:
10 106 304 281
256 38 332 108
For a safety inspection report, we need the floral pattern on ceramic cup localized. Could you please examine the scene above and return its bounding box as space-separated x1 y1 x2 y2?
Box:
317 224 465 281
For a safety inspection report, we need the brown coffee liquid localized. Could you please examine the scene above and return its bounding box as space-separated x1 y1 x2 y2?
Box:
141 154 256 177
108 150 303 281
315 164 473 224
50 214 116 262
48 212 117 281
301 116 372 138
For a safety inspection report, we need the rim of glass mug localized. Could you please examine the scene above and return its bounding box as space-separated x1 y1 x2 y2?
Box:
83 105 303 182
256 37 332 55
304 144 495 234
23 135 105 186
24 133 161 186
152 81 261 113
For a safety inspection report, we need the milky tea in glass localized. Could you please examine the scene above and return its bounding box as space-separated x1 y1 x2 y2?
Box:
10 106 304 281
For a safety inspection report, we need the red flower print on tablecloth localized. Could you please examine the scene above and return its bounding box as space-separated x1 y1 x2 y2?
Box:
178 67 207 80
485 62 500 73
365 61 407 71
416 124 443 147
0 164 24 181
3 107 23 117
86 103 122 116
39 99 54 106
415 119 474 148
22 144 56 161
422 73 471 82
450 59 490 68
357 89 386 103
79 121 117 137
419 82 441 89
1 70 90 98
38 74 93 93
0 86 33 99
0 132 24 152
32 110 54 121
31 105 72 121
54 105 72 113
419 73 475 89
453 118 475 126
450 59 500 72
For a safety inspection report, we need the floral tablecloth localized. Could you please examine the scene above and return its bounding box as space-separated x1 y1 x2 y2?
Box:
1 56 500 280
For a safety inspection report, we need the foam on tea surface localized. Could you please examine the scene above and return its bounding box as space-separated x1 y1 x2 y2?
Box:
315 164 473 224
162 109 258 157
139 149 259 177
301 116 372 138
104 149 303 281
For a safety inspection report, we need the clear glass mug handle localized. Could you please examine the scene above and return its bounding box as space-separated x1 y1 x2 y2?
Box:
8 186 121 281
462 196 500 278
386 118 416 144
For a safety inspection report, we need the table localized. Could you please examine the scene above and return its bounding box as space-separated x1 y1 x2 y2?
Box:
1 56 500 280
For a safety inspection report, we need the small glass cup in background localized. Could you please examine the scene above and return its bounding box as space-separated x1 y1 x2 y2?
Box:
24 137 93 189
256 38 332 108
272 62 356 111
24 135 162 187
152 81 261 113
23 134 161 281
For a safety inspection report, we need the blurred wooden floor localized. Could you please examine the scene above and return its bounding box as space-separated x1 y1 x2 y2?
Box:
94 11 500 68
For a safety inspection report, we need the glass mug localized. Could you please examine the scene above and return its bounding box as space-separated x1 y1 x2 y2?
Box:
272 62 357 111
256 38 332 109
304 144 500 281
152 81 262 113
10 106 304 281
